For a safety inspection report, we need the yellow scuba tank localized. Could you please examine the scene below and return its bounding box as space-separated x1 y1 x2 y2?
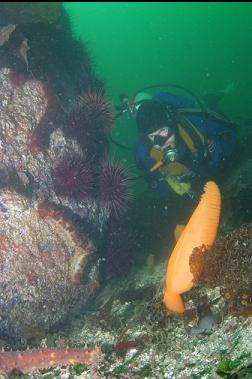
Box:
164 174 191 196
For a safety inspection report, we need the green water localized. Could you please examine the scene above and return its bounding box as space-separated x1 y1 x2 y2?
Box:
64 2 252 193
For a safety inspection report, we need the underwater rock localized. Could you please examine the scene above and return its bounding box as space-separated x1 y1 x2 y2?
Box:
222 149 252 227
184 289 225 336
190 224 252 316
0 67 47 173
0 5 101 106
189 315 214 335
0 189 98 342
0 3 62 26
0 24 17 47
189 299 215 335
0 69 108 232
102 216 136 279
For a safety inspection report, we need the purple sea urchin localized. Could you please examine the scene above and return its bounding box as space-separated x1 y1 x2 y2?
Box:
79 89 114 131
67 90 114 136
97 160 132 217
67 90 113 158
51 152 94 200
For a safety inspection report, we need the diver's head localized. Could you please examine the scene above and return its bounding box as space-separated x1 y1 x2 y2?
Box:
136 99 173 136
136 99 178 159
136 99 175 146
133 92 152 113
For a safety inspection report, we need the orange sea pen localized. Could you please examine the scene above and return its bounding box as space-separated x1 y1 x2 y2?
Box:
163 181 221 313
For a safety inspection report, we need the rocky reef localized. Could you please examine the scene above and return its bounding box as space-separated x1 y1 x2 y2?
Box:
0 3 251 378
190 224 252 317
0 189 97 342
38 251 252 379
0 4 132 352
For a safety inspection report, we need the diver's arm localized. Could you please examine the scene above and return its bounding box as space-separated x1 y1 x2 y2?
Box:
134 140 175 196
134 140 155 169
134 140 161 175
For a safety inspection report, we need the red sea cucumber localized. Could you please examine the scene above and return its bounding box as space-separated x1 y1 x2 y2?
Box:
0 347 100 374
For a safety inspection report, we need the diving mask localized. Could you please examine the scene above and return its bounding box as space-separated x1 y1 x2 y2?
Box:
153 134 169 146
148 126 172 146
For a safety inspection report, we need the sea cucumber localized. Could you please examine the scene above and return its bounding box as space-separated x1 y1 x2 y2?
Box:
0 347 100 374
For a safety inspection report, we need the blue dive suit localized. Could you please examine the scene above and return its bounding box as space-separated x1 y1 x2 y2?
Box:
134 92 237 198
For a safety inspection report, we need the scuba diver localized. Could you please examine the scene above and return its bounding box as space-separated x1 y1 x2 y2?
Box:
114 84 238 234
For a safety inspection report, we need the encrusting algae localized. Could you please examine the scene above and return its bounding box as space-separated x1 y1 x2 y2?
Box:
190 223 252 316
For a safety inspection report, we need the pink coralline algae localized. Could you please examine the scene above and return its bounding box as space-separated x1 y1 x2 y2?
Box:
0 68 47 174
0 189 96 341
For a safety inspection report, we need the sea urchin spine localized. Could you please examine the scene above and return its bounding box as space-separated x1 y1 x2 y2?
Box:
79 89 114 131
66 89 114 158
51 152 95 200
97 160 132 217
67 89 114 135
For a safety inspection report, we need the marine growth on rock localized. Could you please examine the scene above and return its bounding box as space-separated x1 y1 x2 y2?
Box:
0 190 96 341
